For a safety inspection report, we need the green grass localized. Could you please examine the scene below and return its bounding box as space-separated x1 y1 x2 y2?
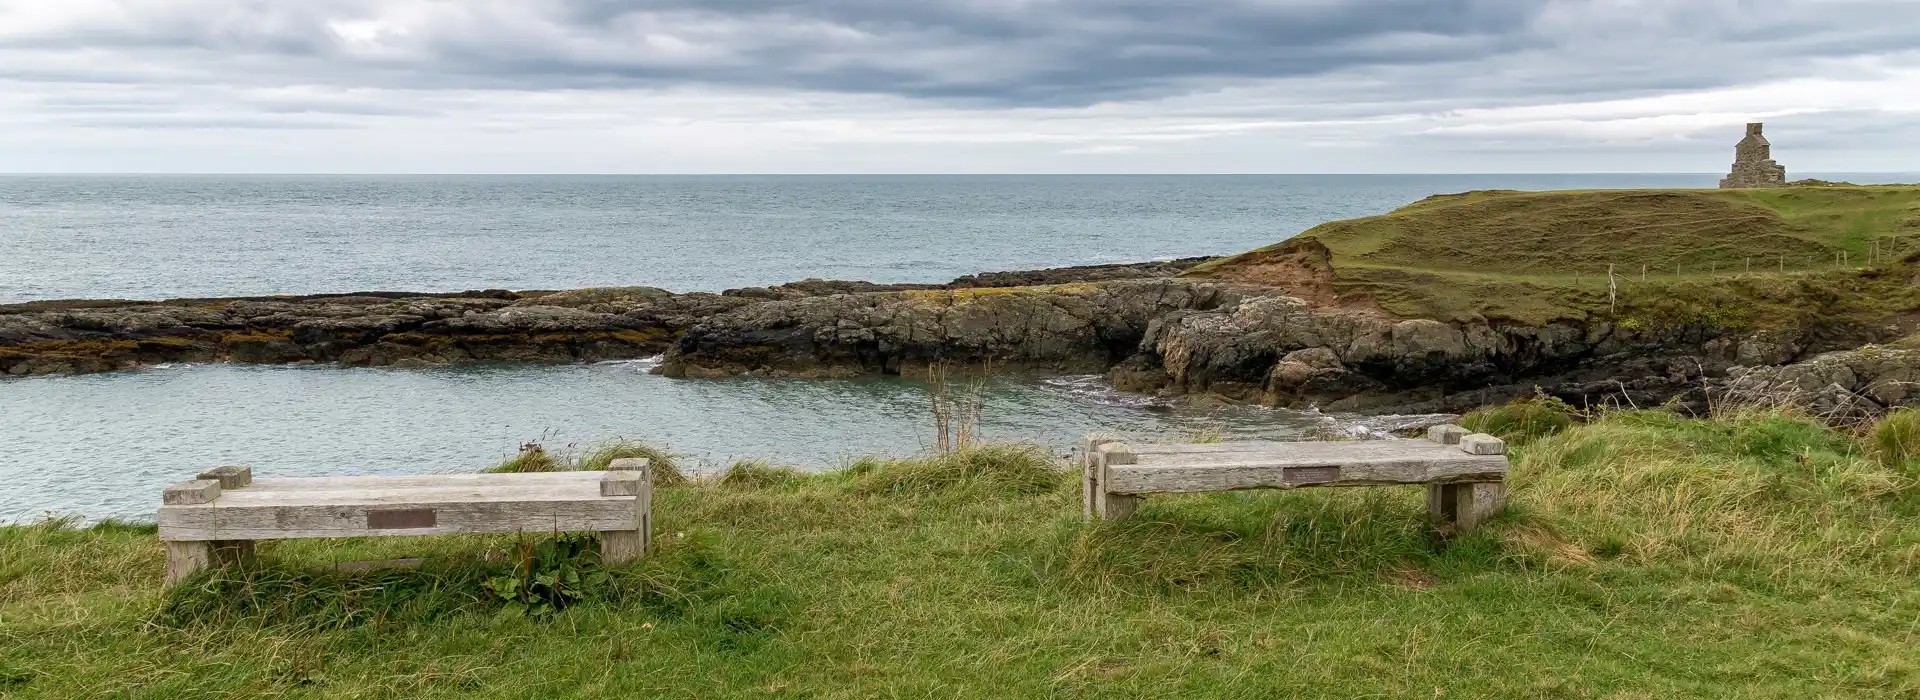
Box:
1462 393 1581 445
1187 185 1920 323
485 441 690 485
4 421 1920 698
1871 408 1920 471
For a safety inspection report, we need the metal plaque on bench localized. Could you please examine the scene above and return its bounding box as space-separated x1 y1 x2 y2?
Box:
1284 466 1341 484
367 508 437 529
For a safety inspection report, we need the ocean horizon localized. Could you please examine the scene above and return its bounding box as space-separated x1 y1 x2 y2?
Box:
7 171 1915 304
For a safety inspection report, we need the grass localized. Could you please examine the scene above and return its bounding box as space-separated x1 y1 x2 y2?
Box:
1462 392 1581 445
1871 408 1920 470
4 418 1920 697
484 441 690 485
1186 185 1920 324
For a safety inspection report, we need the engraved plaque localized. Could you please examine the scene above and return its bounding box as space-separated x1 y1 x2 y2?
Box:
367 508 437 529
1285 466 1341 484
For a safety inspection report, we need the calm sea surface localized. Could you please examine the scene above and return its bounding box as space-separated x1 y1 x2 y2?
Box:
4 173 1910 521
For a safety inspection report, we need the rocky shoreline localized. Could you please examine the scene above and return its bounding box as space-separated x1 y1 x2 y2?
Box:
0 259 1209 376
6 256 1916 417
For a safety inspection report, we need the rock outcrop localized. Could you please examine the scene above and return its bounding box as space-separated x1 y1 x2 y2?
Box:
0 288 735 376
661 277 1898 414
0 259 1215 377
658 280 1259 378
1713 343 1920 422
9 253 1916 418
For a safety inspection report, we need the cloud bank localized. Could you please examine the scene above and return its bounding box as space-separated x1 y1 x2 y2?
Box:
2 0 1917 172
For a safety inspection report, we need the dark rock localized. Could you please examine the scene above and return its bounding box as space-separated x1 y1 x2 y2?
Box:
8 255 1913 421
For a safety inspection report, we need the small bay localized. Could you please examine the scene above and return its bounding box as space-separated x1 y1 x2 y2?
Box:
0 361 1382 521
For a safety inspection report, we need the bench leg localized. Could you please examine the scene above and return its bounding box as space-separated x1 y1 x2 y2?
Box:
165 541 211 585
600 476 652 565
165 540 255 585
1086 449 1139 521
212 540 255 566
1097 493 1140 521
600 530 645 564
1428 482 1506 534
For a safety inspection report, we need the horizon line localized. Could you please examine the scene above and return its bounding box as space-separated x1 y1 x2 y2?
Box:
5 171 1917 177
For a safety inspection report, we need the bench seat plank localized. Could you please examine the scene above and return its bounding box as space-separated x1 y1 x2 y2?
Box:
1108 458 1506 494
245 472 604 491
1131 441 1337 455
1131 440 1479 466
157 471 640 541
159 498 640 540
1108 441 1506 495
176 483 605 507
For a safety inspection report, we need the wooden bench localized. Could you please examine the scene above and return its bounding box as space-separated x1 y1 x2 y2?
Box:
156 459 653 584
1082 425 1508 533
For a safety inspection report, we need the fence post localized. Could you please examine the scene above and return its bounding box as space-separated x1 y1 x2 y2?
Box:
1608 264 1617 314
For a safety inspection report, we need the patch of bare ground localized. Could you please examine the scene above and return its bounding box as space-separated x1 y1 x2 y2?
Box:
1187 238 1387 315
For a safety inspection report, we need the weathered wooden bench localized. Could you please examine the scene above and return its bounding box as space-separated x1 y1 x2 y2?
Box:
1082 425 1508 533
156 458 653 584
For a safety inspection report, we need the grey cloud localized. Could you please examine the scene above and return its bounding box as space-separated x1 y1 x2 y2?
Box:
5 0 1915 108
64 116 359 130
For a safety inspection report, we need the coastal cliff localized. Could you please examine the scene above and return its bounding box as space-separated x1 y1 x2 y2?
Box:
10 186 1920 417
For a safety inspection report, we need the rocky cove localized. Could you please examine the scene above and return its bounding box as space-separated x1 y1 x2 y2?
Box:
7 255 1916 418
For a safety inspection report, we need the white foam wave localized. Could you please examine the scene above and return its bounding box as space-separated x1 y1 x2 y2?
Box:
596 354 665 370
1040 374 1166 408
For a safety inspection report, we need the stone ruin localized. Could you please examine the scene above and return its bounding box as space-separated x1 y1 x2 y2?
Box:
1719 122 1787 188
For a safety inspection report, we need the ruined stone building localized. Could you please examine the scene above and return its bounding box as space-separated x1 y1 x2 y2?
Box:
1719 122 1787 188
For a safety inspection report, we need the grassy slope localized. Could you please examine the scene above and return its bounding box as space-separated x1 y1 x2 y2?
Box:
1186 186 1920 324
4 417 1920 698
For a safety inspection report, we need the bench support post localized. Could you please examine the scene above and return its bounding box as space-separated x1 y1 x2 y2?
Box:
600 458 653 564
1085 439 1140 521
165 540 253 585
165 541 212 585
1428 481 1506 534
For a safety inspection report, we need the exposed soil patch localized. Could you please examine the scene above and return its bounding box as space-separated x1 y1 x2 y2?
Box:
1184 239 1384 314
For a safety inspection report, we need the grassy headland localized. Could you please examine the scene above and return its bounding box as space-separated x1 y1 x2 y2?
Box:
1187 185 1920 324
5 411 1920 698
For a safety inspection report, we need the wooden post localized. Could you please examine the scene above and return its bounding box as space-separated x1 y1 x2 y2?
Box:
1082 434 1117 520
600 458 652 564
162 479 220 584
1641 263 1647 283
1090 442 1140 521
197 466 252 489
196 466 256 569
165 541 215 585
1607 264 1617 314
161 475 255 582
1428 482 1506 535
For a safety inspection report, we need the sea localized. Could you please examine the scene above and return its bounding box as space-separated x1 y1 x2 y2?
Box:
4 173 1911 521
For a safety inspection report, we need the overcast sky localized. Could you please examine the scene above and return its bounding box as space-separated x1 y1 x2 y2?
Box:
2 0 1917 173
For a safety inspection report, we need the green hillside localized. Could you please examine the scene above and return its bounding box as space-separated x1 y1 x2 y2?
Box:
1187 186 1920 324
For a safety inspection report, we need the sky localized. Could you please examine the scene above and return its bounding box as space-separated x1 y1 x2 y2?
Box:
1 0 1917 174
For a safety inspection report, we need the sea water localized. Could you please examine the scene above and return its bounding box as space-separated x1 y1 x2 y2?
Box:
5 173 1910 520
